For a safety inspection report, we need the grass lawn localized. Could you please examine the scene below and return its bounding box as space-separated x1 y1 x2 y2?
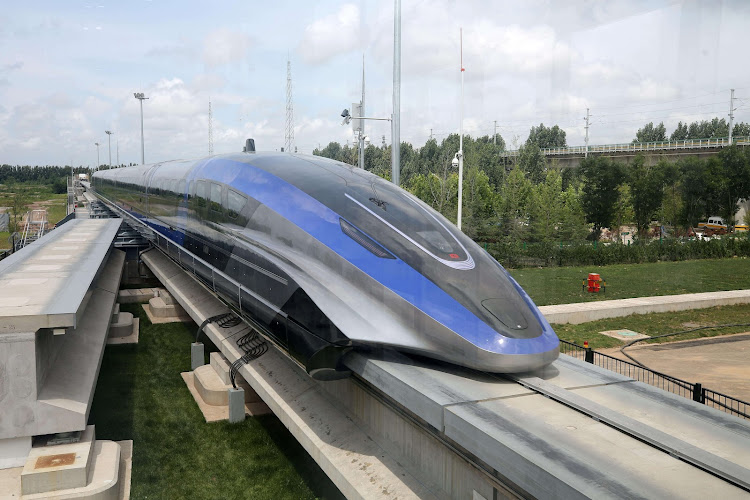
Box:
0 231 9 250
509 258 750 306
552 303 750 350
88 304 343 500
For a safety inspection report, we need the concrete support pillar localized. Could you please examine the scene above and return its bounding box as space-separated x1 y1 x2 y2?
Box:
228 388 245 423
0 436 31 469
191 342 204 371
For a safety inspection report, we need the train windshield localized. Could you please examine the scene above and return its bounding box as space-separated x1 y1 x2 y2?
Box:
346 181 471 267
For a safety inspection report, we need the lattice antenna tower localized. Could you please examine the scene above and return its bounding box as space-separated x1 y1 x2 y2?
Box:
208 98 214 155
285 58 294 153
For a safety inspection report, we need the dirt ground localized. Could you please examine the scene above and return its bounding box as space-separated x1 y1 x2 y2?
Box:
600 332 750 402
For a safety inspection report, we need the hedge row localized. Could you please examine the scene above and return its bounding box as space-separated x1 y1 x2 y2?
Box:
483 237 750 268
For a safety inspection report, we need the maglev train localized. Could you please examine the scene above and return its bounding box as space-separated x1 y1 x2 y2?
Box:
92 148 559 378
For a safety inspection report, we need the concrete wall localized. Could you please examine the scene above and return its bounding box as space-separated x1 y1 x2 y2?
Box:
318 378 517 500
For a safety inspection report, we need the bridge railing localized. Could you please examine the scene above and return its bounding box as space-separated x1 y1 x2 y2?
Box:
501 136 750 158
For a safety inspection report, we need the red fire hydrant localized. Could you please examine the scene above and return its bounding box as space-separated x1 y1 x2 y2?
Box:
582 273 606 293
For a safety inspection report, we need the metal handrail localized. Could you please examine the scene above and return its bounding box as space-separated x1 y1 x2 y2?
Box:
501 136 750 158
559 339 749 419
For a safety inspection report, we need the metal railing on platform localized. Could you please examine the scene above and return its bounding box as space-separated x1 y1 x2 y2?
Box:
560 339 750 420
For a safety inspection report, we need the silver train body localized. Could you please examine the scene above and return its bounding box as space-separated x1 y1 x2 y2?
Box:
92 152 559 379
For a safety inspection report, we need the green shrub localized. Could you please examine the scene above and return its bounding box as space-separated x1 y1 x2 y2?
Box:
482 236 750 268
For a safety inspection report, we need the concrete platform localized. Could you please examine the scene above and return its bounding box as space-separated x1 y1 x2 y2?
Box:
539 289 750 324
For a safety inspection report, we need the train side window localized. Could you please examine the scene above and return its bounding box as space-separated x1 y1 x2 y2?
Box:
227 189 247 219
196 181 207 208
210 183 223 213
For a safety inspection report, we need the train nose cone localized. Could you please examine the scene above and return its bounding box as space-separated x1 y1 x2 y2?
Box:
481 298 529 331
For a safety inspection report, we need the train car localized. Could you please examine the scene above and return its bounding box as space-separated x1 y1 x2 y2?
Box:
92 150 559 379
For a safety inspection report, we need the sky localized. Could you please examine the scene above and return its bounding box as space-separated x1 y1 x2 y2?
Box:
1 0 749 167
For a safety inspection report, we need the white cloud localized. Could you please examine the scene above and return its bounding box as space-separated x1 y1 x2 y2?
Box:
574 61 626 84
627 77 679 101
298 4 361 65
202 29 253 67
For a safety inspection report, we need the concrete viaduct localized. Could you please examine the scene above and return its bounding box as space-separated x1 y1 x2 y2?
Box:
502 136 750 168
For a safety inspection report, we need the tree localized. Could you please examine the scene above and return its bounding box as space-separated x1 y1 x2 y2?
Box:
461 168 496 239
497 166 532 241
558 182 589 241
516 143 546 184
609 184 634 241
579 156 626 239
528 169 564 242
526 123 566 149
633 122 666 143
670 121 689 141
659 161 682 228
679 157 709 227
733 122 750 138
717 146 750 224
628 156 665 240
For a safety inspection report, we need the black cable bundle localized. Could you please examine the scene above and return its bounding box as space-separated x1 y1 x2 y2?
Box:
229 330 268 388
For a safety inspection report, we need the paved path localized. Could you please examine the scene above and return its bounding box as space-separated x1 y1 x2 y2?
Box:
540 289 750 324
600 333 750 402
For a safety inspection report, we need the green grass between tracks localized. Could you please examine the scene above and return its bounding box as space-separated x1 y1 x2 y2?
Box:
88 303 343 500
508 258 750 306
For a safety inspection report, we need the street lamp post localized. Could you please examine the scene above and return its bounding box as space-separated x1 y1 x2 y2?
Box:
133 93 149 164
94 142 100 170
105 130 113 167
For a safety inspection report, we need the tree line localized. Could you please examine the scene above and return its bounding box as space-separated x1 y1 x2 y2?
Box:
314 118 750 244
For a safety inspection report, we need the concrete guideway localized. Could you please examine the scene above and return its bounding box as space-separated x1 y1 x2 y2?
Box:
539 289 750 324
0 217 130 499
140 248 441 500
142 247 750 499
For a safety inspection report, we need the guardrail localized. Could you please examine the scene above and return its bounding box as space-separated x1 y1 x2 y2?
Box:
0 248 12 263
560 339 749 420
501 136 750 158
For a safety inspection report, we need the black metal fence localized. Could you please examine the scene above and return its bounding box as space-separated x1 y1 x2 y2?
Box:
560 339 750 420
0 248 11 263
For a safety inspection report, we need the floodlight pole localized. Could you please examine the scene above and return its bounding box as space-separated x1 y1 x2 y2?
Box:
457 28 464 231
391 0 401 185
105 130 113 167
94 142 100 171
134 93 149 164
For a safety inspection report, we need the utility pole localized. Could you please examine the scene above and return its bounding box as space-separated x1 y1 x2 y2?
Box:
116 139 119 166
728 89 736 144
208 98 214 155
94 142 100 170
359 55 365 169
457 27 465 231
105 130 113 167
391 0 401 185
494 120 497 145
584 108 590 158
